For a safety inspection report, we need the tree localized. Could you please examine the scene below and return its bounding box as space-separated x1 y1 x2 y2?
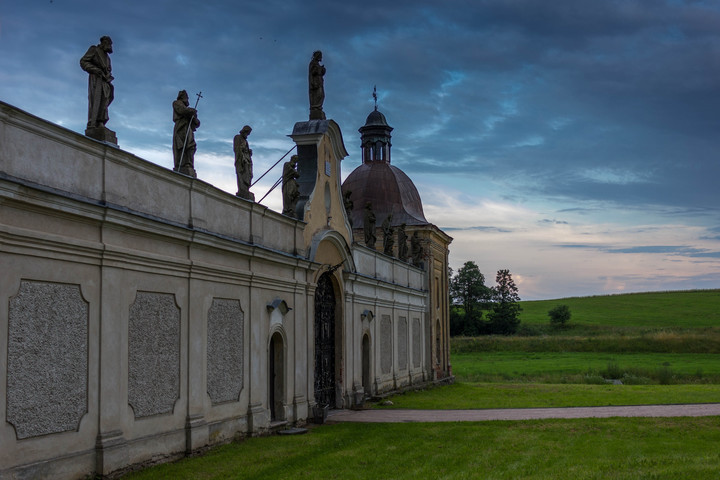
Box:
487 269 522 335
449 261 491 336
548 304 571 327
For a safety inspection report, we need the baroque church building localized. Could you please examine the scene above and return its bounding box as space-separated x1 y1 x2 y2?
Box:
0 92 451 477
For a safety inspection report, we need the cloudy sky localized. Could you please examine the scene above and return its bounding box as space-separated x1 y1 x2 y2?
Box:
1 1 719 300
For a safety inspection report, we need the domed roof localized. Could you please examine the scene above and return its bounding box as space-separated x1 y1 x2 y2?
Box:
342 161 428 228
364 108 389 127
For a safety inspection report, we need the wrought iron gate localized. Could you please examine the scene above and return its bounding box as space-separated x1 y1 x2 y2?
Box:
314 273 336 407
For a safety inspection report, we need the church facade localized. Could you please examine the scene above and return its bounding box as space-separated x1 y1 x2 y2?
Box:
0 99 451 479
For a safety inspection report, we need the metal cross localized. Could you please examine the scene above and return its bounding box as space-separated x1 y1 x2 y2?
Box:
373 85 378 111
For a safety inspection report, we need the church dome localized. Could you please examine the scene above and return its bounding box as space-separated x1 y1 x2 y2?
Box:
342 106 428 228
342 161 428 228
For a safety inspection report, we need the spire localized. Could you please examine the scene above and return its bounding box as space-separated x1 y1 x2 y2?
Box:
359 90 393 164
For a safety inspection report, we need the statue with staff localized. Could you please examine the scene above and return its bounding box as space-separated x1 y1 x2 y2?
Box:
173 90 202 177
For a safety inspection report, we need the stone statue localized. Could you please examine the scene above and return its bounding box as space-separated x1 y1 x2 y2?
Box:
397 223 408 261
234 125 254 200
343 190 354 228
80 36 115 143
382 214 395 256
308 50 326 120
282 155 300 217
172 90 200 177
363 202 376 249
411 230 423 267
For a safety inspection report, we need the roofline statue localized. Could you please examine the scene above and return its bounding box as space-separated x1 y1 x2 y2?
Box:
308 50 326 120
80 35 116 144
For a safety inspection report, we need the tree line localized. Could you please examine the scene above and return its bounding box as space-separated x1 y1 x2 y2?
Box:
449 261 521 336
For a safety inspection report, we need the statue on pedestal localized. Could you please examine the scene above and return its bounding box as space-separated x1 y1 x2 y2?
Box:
397 223 408 261
308 50 326 120
382 214 395 256
343 190 354 228
172 90 201 177
234 125 254 200
363 202 376 249
411 230 424 267
282 155 300 218
80 36 116 144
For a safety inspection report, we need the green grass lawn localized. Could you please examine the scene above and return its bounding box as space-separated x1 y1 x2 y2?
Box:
122 418 720 479
451 351 720 383
519 289 720 328
377 382 720 409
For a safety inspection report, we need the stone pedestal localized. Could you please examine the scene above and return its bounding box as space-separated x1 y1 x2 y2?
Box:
178 165 197 178
85 126 117 145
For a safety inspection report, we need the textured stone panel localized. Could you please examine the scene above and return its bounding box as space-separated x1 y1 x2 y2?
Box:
207 298 244 404
398 317 408 371
128 292 180 418
7 281 88 439
380 315 392 374
412 318 422 368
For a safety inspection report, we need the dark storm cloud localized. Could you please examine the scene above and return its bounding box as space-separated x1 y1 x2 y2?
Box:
2 1 719 298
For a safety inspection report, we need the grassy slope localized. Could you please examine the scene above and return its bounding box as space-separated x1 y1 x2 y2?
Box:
518 289 720 327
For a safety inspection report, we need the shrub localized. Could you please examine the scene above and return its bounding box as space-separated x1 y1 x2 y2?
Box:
548 304 571 327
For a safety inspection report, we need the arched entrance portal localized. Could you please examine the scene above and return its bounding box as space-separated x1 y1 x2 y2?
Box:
269 332 284 421
314 272 336 407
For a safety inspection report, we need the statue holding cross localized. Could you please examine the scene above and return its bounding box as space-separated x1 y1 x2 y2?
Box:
172 90 202 177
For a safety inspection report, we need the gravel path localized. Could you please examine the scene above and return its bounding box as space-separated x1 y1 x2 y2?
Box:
328 404 720 423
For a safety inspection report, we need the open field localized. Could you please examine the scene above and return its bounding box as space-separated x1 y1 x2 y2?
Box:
518 289 720 329
451 352 720 383
377 382 720 409
122 418 720 479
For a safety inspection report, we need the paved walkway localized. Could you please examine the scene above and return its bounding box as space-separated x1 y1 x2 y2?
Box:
328 404 720 423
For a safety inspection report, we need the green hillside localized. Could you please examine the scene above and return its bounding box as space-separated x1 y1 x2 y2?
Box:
519 289 720 328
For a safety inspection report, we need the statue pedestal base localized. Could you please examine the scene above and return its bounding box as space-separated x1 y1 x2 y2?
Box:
236 191 255 202
178 165 197 178
85 126 117 145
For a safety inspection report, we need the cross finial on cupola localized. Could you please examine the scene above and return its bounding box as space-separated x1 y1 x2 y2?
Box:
373 85 378 111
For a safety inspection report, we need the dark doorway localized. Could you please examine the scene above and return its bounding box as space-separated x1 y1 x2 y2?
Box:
314 273 336 407
362 333 371 397
269 332 284 421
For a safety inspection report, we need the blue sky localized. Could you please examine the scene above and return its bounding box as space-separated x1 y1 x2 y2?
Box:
1 1 719 300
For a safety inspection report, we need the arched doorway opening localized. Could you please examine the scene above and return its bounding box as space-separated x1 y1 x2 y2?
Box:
361 333 371 397
314 272 336 407
269 332 284 421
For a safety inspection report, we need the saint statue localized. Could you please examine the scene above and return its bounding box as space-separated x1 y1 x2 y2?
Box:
308 50 326 120
397 223 408 261
343 190 354 228
234 125 254 200
282 155 300 218
172 90 200 177
80 36 116 143
382 214 395 256
411 230 424 267
363 202 376 249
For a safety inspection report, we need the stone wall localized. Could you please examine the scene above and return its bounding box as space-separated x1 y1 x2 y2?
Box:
0 101 434 479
